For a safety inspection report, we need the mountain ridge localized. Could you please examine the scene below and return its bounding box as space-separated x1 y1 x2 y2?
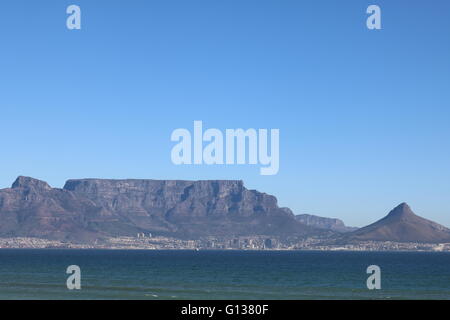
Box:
295 214 357 233
1 177 449 244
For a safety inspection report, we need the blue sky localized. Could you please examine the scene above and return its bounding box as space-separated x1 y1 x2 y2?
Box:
0 0 449 227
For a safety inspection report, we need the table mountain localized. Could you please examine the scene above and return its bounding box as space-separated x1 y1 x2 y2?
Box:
0 176 318 241
344 203 450 243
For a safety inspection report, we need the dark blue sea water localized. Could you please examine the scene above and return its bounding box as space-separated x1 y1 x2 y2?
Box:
0 249 449 299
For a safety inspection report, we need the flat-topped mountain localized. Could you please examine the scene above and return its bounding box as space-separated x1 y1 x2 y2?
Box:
344 203 450 243
0 176 317 241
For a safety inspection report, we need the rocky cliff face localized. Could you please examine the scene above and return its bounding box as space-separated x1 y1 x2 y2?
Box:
0 176 316 241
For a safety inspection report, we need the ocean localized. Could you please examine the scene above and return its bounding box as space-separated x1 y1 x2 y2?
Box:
0 249 449 300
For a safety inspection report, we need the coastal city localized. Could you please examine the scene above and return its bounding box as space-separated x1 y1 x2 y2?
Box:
0 235 449 252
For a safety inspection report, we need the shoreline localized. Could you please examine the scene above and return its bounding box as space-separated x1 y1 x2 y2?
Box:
0 236 449 253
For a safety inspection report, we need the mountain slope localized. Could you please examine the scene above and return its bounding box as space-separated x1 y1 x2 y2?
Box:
0 176 105 241
345 203 450 243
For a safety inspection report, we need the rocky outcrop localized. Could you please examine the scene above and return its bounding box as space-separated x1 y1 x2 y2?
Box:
295 214 357 233
0 176 317 241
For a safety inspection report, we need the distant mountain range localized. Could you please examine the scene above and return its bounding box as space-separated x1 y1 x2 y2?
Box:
0 176 449 244
294 214 357 233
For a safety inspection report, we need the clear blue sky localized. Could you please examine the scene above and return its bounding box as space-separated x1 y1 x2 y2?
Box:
0 0 449 227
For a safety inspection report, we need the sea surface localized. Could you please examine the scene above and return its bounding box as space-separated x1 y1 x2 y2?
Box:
0 249 449 300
